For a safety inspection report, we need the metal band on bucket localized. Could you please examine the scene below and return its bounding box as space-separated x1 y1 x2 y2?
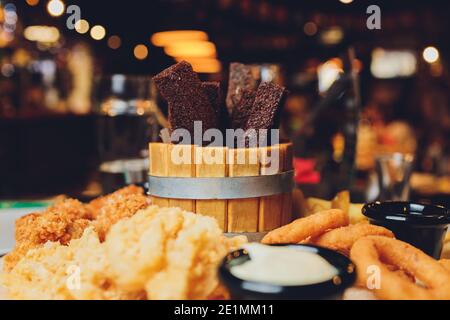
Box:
148 170 294 200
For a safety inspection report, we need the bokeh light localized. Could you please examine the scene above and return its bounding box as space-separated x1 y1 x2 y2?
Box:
151 30 208 47
75 19 90 34
423 46 440 64
26 0 40 6
47 0 65 17
134 44 149 60
108 35 122 49
90 25 106 40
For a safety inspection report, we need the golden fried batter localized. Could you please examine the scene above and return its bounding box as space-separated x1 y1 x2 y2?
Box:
1 206 246 300
4 186 148 272
87 185 144 218
94 193 150 241
4 199 92 272
311 223 395 256
1 228 145 300
262 209 348 245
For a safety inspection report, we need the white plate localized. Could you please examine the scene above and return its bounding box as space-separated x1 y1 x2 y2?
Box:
0 257 7 300
0 208 45 256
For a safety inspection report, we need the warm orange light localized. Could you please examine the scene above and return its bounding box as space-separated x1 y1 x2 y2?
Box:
134 44 149 60
175 57 222 73
26 0 40 6
151 30 208 47
164 41 216 58
74 19 89 34
108 35 122 49
24 25 60 43
90 25 106 40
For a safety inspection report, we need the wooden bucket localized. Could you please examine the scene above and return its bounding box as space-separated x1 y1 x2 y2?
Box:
148 142 293 233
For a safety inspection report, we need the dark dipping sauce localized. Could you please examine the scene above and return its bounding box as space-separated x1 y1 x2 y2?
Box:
363 202 450 259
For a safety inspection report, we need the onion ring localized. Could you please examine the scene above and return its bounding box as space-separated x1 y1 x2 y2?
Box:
262 209 348 245
311 223 394 256
350 236 450 300
440 259 450 273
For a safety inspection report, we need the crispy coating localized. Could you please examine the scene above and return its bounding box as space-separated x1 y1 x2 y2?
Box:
440 259 450 273
262 209 348 245
87 185 144 218
94 193 150 241
351 236 450 300
105 206 246 300
4 186 148 272
1 228 145 300
4 199 92 272
2 206 246 300
311 223 395 256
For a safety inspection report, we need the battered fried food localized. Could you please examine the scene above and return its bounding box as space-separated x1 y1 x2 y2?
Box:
311 223 394 256
94 192 150 241
105 206 246 299
1 228 144 300
4 199 92 272
439 259 450 273
87 185 144 218
1 206 246 300
262 209 348 245
350 236 450 300
4 186 149 272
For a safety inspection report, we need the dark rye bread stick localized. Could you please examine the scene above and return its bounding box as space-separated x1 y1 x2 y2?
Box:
244 82 287 146
226 63 258 115
153 61 218 143
201 82 230 134
231 89 256 130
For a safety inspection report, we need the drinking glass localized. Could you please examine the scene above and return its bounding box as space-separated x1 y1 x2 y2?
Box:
94 75 167 192
375 153 414 201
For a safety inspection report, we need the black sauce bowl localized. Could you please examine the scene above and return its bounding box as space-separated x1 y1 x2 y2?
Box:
219 244 356 300
363 202 450 259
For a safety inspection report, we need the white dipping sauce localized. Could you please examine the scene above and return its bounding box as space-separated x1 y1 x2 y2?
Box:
230 243 339 286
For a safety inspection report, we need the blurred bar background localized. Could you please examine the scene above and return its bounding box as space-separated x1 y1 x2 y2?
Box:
0 0 449 206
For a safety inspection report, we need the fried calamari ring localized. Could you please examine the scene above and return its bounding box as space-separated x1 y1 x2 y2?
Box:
440 259 450 273
262 209 348 245
351 236 450 300
311 223 394 256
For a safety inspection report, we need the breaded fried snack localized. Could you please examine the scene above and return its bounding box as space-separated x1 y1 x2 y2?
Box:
262 209 348 245
153 61 218 141
1 228 142 300
312 223 395 256
1 206 246 300
4 199 92 272
87 185 144 218
94 193 150 241
105 206 246 300
351 236 450 300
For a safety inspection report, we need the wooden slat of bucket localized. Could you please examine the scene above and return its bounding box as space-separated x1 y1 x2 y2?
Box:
167 144 196 212
281 143 294 226
227 148 260 232
149 143 169 207
258 145 284 232
195 147 228 231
